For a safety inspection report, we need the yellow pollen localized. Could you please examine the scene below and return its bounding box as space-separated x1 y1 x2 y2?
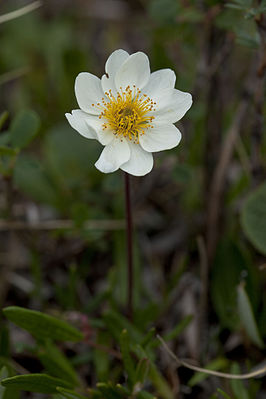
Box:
93 86 155 143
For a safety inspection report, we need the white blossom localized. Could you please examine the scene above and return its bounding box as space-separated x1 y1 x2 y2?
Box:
66 49 192 176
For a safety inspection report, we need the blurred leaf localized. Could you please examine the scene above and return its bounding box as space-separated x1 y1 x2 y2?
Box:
0 112 8 130
135 358 150 385
3 306 83 342
134 345 173 399
241 182 266 255
163 315 193 342
0 146 18 156
10 110 40 149
0 327 10 358
56 387 87 399
188 358 229 387
211 240 257 329
217 389 232 399
237 283 264 348
148 0 179 24
0 367 8 398
44 125 98 189
38 341 80 386
93 331 111 381
136 391 156 399
1 374 72 394
103 310 143 343
14 155 58 205
96 382 125 399
236 32 260 48
141 328 156 348
0 133 10 147
230 364 250 399
120 329 135 386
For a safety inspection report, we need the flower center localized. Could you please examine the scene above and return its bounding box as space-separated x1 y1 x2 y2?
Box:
94 86 156 143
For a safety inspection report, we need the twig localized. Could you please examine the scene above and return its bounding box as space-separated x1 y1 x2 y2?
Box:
0 1 42 24
157 335 266 380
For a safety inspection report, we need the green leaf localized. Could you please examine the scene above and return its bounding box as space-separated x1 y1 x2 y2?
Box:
188 358 229 387
217 388 233 399
0 112 8 130
136 391 157 399
230 364 250 399
211 240 257 329
0 367 8 398
56 387 87 399
0 146 18 157
96 383 124 399
241 182 266 255
0 366 19 399
237 283 264 348
163 315 193 342
134 345 173 399
0 133 10 146
14 155 58 205
140 328 156 348
1 374 72 394
3 306 83 342
135 358 150 385
120 329 135 385
38 341 80 386
103 310 143 343
10 110 40 149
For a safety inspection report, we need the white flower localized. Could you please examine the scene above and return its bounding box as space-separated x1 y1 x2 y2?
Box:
65 49 192 176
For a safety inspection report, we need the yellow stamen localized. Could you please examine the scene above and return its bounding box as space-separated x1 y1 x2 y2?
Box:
92 86 156 143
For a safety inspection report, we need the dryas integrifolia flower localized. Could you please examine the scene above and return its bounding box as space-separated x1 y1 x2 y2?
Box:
66 49 192 176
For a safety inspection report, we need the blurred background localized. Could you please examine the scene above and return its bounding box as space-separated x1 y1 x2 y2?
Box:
0 0 266 398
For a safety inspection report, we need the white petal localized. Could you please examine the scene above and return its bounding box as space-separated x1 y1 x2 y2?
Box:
115 52 150 91
139 123 181 153
95 138 130 174
84 114 114 145
153 88 192 124
65 110 97 139
101 49 129 94
75 72 105 115
142 69 176 98
120 142 153 176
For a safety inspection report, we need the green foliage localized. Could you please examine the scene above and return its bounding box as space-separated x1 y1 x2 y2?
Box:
211 240 258 329
1 374 72 394
56 387 88 399
10 110 40 149
0 0 265 398
0 366 19 399
216 389 233 399
241 182 266 255
3 306 83 342
14 155 58 205
188 358 229 387
230 364 250 399
237 284 264 348
38 341 80 386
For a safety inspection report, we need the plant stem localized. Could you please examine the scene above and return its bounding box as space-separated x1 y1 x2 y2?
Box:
124 172 133 320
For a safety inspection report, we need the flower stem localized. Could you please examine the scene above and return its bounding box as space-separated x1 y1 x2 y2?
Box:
124 172 133 320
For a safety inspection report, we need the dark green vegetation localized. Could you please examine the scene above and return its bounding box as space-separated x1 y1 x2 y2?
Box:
0 0 266 398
